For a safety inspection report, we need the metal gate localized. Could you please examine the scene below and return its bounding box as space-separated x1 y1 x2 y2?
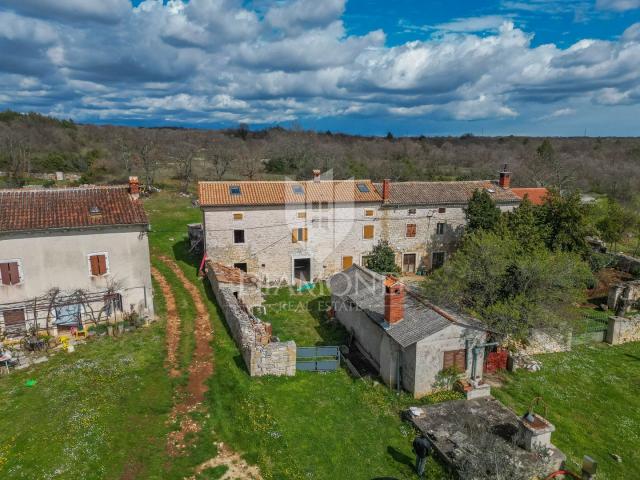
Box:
296 346 340 372
573 311 609 345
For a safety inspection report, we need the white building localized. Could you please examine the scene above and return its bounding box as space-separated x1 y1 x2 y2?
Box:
199 168 521 284
0 178 154 335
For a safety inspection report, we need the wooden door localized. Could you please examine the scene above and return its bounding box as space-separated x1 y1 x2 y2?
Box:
443 349 466 372
342 256 353 270
402 254 416 273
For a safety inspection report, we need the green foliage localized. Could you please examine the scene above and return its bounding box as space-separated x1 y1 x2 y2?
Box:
366 240 401 274
433 366 463 390
464 189 501 233
537 189 592 255
592 197 637 249
424 230 592 339
499 197 546 253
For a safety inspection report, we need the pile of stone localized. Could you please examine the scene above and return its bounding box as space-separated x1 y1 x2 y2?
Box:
509 354 542 372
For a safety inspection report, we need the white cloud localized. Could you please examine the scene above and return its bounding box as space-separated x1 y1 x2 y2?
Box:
1 1 640 128
2 0 130 24
596 0 640 12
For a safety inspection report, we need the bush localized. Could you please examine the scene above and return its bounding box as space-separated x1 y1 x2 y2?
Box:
589 252 616 272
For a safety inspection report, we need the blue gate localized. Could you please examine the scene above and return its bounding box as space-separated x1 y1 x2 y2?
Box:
296 346 340 372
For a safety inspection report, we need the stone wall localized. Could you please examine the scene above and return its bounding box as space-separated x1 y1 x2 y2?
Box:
608 279 640 315
520 329 572 354
206 264 296 376
606 315 640 345
614 253 640 276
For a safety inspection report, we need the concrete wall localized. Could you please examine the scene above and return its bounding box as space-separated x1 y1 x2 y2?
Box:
413 324 486 397
606 315 640 345
0 226 154 329
207 267 296 376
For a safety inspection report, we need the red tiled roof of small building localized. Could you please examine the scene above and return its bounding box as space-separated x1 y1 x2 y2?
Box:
207 261 259 285
511 187 549 206
0 186 148 234
198 180 382 207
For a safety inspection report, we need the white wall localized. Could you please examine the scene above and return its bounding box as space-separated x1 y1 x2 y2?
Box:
0 226 153 327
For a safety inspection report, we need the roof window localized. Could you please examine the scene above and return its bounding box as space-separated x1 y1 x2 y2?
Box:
89 206 101 215
229 185 241 195
357 183 370 193
292 184 304 195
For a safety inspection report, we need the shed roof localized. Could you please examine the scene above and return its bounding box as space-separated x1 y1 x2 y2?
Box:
329 265 483 347
511 187 549 206
199 180 382 207
373 181 521 206
0 186 148 234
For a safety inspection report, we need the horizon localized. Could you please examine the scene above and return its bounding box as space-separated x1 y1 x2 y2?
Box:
1 1 640 136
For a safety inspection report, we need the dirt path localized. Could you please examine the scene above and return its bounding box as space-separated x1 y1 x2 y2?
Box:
155 255 262 479
151 265 181 378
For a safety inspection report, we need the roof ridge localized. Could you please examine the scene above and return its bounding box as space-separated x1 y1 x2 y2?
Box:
0 185 127 194
199 179 373 184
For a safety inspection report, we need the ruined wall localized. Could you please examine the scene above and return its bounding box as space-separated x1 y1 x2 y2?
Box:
207 267 296 376
608 280 640 315
614 253 640 276
606 315 640 345
520 329 572 354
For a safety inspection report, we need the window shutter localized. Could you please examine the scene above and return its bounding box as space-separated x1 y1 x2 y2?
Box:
90 255 100 276
291 230 298 243
97 255 107 275
363 225 374 239
302 228 308 242
342 256 353 269
406 224 416 237
0 263 10 285
3 309 25 326
443 349 466 371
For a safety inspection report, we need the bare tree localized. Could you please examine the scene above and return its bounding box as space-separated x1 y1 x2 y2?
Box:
117 135 132 174
171 138 202 193
134 130 160 189
205 141 232 180
1 130 30 186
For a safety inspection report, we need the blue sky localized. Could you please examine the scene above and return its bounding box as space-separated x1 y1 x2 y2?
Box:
2 0 640 135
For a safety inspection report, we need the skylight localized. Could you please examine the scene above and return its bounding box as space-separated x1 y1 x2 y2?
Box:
292 184 304 195
229 185 241 195
89 206 101 215
357 183 370 193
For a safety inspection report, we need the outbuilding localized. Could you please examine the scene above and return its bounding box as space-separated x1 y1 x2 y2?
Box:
329 264 488 397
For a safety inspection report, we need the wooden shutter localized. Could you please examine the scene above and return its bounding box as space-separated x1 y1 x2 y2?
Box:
443 349 466 372
233 213 243 220
97 255 107 275
364 209 374 217
3 309 25 326
302 228 308 242
7 262 20 284
363 225 374 239
291 229 298 243
406 224 416 237
342 256 353 269
0 263 11 285
90 255 100 276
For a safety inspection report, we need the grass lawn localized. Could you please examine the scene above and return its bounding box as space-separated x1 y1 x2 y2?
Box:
145 191 452 479
493 342 640 480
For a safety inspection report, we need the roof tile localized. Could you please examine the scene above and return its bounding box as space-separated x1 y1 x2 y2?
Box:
373 181 521 206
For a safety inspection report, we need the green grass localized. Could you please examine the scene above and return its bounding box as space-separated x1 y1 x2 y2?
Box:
145 192 451 479
493 342 640 480
0 323 174 479
261 283 347 345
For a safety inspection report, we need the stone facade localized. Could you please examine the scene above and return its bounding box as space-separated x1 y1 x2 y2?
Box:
606 315 640 345
206 262 296 376
608 279 640 315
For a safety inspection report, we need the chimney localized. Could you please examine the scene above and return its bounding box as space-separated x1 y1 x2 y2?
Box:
129 176 140 199
312 169 321 182
382 179 391 201
384 275 405 325
498 164 511 189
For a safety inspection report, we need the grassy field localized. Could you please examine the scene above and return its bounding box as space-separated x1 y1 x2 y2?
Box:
493 342 640 480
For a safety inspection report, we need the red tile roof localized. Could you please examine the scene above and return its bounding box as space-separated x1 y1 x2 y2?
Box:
0 186 148 234
373 181 521 206
511 188 549 206
199 180 382 207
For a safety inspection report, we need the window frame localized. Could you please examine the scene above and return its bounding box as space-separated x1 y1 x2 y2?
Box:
232 212 244 221
438 207 447 214
408 208 417 215
229 185 241 196
2 308 26 331
297 211 307 219
233 229 245 244
0 259 23 286
432 251 446 269
88 252 109 277
292 227 308 243
364 208 375 217
406 223 417 238
436 222 446 235
357 183 370 193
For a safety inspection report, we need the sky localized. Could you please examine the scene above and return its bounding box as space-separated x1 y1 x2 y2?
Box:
1 0 640 136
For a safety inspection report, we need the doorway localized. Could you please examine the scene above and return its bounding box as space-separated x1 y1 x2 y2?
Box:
402 253 417 273
234 262 248 272
293 258 311 283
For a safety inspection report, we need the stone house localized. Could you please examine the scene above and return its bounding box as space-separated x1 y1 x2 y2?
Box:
199 167 521 284
329 264 488 397
0 178 154 335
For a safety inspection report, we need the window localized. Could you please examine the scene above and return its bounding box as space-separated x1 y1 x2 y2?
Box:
364 209 375 217
233 230 245 244
363 224 375 240
357 183 370 193
292 227 308 243
292 184 304 195
408 208 416 215
361 255 373 268
233 212 244 220
406 224 417 238
321 201 329 209
436 222 445 235
3 309 25 331
88 254 108 276
297 211 307 219
342 256 353 269
312 201 320 210
234 262 248 272
443 349 466 372
229 185 241 195
438 207 446 213
0 261 21 285
432 252 446 269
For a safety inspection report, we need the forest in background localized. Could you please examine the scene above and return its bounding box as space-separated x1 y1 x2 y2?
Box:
0 110 639 203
